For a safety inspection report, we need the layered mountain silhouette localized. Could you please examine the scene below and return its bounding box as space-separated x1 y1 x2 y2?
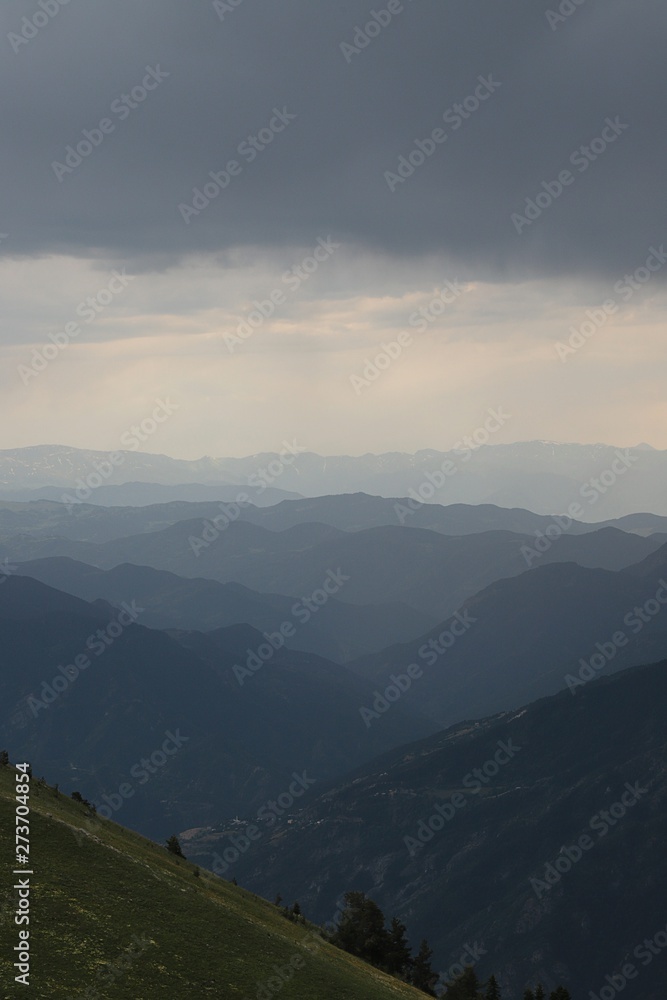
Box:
3 441 667 517
0 576 434 837
350 542 667 725
3 481 667 999
13 557 434 663
2 493 667 546
3 518 665 622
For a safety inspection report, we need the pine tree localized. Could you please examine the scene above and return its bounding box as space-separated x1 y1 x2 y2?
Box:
0 750 9 767
445 966 482 998
166 834 185 858
485 974 502 999
411 939 438 996
354 893 390 966
386 917 412 976
549 990 571 1000
330 891 392 968
524 990 535 1000
535 986 546 1000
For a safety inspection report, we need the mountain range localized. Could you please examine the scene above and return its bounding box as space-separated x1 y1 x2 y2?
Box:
2 441 667 517
3 492 667 547
12 557 434 664
3 480 667 997
349 542 667 725
3 516 666 623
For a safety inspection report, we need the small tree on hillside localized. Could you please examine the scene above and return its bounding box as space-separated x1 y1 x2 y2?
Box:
485 974 502 999
411 938 438 996
386 917 412 976
166 835 185 858
71 790 92 809
330 891 392 968
0 750 9 767
444 966 482 998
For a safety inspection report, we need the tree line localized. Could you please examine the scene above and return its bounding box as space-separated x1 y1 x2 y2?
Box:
328 890 572 999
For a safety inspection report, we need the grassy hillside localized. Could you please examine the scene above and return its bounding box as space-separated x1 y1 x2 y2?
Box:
0 765 424 999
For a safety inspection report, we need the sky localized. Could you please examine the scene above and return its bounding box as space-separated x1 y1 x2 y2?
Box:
1 0 666 459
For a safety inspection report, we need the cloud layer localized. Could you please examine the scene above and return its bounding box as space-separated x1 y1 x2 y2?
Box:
2 0 665 278
1 0 665 457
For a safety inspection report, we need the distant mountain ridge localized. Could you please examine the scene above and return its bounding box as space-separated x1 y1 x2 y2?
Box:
3 493 667 547
348 542 667 726
13 557 436 663
0 481 301 507
2 518 665 623
2 441 667 518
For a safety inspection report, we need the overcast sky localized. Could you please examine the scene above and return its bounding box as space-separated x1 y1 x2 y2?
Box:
1 0 666 458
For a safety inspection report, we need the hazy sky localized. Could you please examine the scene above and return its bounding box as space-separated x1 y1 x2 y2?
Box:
1 0 666 458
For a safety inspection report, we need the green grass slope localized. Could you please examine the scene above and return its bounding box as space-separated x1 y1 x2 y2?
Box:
0 766 423 999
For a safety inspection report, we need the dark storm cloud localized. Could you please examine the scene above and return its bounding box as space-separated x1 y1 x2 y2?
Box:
1 0 665 279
